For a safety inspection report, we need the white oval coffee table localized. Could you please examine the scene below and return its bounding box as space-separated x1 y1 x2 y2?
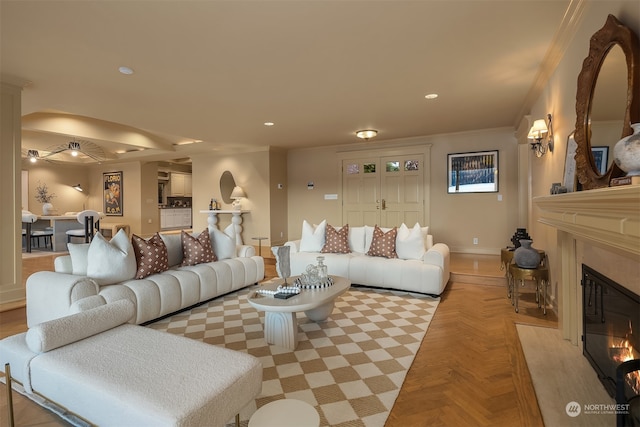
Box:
248 275 350 350
248 399 319 427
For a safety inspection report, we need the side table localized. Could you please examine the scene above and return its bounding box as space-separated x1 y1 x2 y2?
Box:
509 263 549 314
252 236 268 256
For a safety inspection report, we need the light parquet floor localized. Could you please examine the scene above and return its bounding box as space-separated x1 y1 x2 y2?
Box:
1 251 557 426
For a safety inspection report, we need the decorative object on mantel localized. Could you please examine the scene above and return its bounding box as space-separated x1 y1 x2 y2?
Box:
613 123 640 176
514 239 541 269
610 175 640 186
510 228 531 249
230 186 246 210
35 181 57 215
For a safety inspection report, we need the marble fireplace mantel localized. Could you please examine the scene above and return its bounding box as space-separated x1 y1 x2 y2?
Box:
534 185 640 345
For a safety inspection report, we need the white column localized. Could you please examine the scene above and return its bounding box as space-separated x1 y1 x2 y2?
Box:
1 79 27 304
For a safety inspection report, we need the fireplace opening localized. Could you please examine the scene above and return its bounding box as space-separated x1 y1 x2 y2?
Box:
582 264 640 403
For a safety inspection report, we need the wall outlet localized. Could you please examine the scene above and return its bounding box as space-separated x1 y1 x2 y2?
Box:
148 218 152 224
473 237 478 245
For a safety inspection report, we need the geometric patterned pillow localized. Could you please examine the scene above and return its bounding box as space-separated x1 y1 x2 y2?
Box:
181 229 217 266
366 225 398 259
321 224 351 254
131 233 170 279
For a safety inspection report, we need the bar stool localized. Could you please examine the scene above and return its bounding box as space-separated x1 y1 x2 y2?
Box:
509 262 549 314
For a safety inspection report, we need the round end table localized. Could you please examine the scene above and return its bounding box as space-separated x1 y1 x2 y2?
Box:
252 236 268 256
248 399 319 427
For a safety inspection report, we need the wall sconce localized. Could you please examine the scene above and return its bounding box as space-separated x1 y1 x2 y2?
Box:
230 186 246 210
355 129 378 141
72 184 83 192
27 150 39 163
528 113 554 157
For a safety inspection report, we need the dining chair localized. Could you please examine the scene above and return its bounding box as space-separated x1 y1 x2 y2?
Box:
66 210 102 243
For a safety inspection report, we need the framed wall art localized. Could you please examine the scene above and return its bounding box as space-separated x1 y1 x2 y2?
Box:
103 171 123 216
447 150 499 193
591 146 609 175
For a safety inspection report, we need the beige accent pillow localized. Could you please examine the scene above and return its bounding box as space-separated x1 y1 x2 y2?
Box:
86 230 137 285
321 224 351 254
160 233 183 267
366 225 398 259
181 229 217 266
131 233 169 279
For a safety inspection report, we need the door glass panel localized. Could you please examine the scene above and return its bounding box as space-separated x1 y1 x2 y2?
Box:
405 160 419 171
364 163 376 173
386 161 400 172
346 163 359 174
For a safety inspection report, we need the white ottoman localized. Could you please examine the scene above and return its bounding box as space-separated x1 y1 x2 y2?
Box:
249 399 320 427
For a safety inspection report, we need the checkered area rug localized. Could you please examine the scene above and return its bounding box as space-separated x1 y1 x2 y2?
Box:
148 283 439 427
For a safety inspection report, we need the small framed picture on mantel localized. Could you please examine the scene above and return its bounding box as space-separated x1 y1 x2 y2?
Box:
447 150 499 193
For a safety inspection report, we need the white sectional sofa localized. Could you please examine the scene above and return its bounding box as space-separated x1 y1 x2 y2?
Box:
26 226 265 327
0 299 262 426
284 221 450 296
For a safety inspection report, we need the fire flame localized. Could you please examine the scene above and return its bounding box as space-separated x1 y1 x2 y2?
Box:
611 320 640 395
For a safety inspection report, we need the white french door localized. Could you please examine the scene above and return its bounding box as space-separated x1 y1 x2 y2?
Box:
341 153 425 227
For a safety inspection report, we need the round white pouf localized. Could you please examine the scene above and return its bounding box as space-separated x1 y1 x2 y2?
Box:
248 399 320 427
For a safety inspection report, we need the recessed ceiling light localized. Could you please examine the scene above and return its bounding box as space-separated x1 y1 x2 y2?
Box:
118 66 134 75
425 93 438 100
264 122 274 126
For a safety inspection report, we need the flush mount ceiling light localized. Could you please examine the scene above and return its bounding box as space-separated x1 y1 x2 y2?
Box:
424 93 439 100
264 122 274 126
118 66 134 75
355 129 378 141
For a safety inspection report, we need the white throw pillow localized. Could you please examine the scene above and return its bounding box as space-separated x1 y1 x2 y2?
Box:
396 223 426 260
348 226 366 253
67 243 90 275
299 220 326 252
209 224 236 260
86 230 137 285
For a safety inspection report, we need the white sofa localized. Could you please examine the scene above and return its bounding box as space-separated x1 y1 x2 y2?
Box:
284 221 450 296
0 299 262 426
26 227 265 327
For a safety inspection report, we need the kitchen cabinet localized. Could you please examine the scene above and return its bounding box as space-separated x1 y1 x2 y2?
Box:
169 173 192 196
160 208 192 229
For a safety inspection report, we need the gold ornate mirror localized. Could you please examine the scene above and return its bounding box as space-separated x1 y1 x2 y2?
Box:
574 14 640 189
